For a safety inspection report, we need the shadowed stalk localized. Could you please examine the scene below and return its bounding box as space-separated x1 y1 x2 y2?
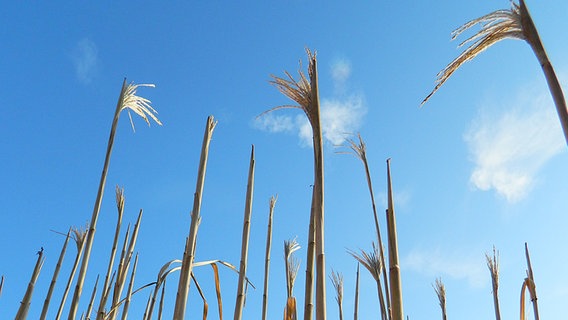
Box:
524 243 539 320
433 278 446 320
423 0 568 145
173 115 217 320
263 48 326 320
15 248 45 320
330 270 344 320
40 229 71 320
284 238 301 320
348 243 387 320
85 275 100 320
96 186 125 319
341 133 391 316
56 226 88 320
354 264 359 320
0 275 4 298
234 145 256 320
69 79 161 320
120 253 138 320
262 195 277 320
386 159 404 320
486 247 501 320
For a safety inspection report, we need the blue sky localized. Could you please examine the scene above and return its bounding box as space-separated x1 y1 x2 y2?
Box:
2 1 568 319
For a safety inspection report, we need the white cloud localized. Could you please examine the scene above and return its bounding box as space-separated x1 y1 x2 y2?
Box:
403 247 486 287
331 59 351 92
72 38 99 83
255 58 366 147
465 89 564 202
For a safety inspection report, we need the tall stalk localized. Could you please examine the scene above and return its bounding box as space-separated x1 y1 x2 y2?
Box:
173 115 217 319
262 195 277 320
85 275 100 320
264 48 326 320
68 79 160 320
348 244 386 320
234 145 256 320
386 159 404 320
40 229 71 320
343 134 391 316
423 0 568 145
284 238 301 320
15 249 45 320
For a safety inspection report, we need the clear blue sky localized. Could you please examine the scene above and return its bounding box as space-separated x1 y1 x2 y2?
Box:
2 1 568 319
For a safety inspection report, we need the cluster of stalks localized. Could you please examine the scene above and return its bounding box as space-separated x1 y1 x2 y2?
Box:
5 1 560 319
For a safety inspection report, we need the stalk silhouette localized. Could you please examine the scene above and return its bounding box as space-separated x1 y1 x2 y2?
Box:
262 196 277 320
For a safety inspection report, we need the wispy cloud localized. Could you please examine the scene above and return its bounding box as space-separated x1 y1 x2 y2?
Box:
72 38 99 83
403 247 486 287
465 88 564 203
256 58 366 146
331 59 351 93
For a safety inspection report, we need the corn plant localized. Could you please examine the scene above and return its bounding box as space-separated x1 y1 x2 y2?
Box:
264 48 326 320
173 115 217 319
386 159 404 320
262 196 277 320
69 79 161 320
234 145 256 320
422 0 568 145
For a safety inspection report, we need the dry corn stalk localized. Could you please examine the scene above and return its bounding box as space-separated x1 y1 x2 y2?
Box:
354 264 360 320
330 270 344 320
234 145 256 320
349 243 387 320
386 159 404 320
262 196 277 320
69 79 160 320
173 115 217 319
15 249 45 320
264 48 326 320
423 0 568 145
40 229 71 320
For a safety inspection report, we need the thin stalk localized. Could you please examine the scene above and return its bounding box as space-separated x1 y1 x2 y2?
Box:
56 227 87 320
120 254 139 320
386 159 404 320
15 249 45 320
343 134 391 316
349 244 386 320
68 79 160 320
354 264 360 320
486 247 501 320
173 115 217 319
524 243 539 320
85 275 100 320
234 145 256 320
262 195 277 320
40 229 71 320
108 210 142 320
96 186 125 320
